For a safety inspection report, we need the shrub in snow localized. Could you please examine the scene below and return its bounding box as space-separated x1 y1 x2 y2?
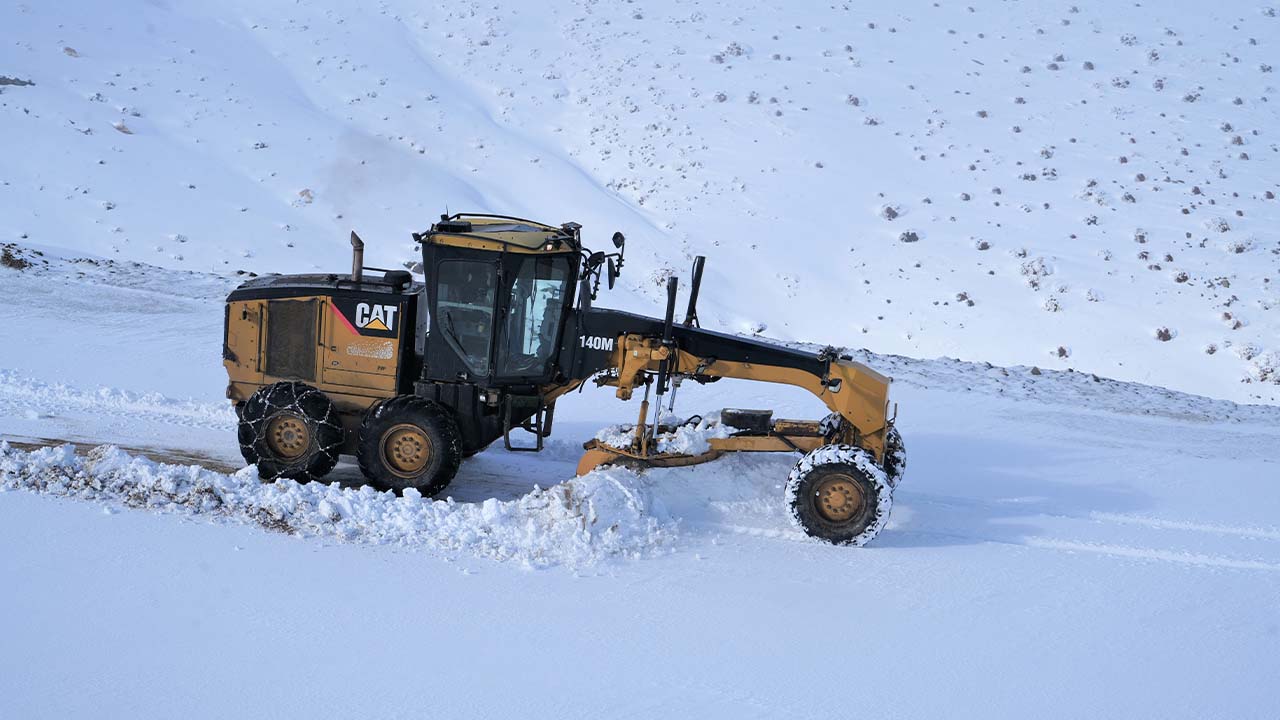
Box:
1154 327 1175 342
879 205 900 221
1224 237 1253 254
1 246 33 270
1204 216 1235 234
649 267 675 286
1248 351 1280 384
1233 343 1261 361
898 231 919 243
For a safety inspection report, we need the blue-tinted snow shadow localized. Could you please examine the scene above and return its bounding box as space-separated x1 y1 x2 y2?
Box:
876 431 1153 549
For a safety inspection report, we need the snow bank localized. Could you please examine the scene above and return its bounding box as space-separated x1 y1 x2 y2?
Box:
0 369 234 431
0 443 675 567
594 413 740 456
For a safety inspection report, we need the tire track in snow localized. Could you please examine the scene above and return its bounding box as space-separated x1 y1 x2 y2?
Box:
888 526 1280 572
907 491 1280 543
1087 512 1280 542
1022 538 1280 572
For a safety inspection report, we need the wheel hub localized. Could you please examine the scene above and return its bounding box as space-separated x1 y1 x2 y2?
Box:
381 424 433 477
814 474 865 523
266 414 310 460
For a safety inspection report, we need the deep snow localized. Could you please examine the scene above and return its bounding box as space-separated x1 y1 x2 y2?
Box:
3 0 1280 717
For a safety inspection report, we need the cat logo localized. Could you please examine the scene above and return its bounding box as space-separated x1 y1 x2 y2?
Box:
331 299 400 338
355 303 398 332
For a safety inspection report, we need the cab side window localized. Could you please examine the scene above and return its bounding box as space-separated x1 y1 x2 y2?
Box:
435 260 496 375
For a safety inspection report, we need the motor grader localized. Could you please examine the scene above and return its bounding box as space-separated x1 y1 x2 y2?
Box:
223 214 905 545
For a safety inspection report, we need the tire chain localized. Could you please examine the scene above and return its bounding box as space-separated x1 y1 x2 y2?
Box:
818 412 906 488
238 382 344 480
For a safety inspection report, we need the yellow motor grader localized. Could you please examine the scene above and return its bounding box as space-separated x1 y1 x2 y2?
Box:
223 214 904 545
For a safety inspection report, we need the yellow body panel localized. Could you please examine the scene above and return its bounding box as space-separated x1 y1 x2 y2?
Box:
598 334 891 461
224 294 403 408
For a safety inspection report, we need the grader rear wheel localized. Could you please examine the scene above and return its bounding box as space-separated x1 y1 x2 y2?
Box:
266 414 311 460
237 382 343 483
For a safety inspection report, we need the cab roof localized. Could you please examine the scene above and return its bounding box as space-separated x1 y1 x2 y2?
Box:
422 213 580 254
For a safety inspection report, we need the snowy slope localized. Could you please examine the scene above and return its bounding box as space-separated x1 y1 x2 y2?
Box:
2 0 1278 402
2 253 1279 718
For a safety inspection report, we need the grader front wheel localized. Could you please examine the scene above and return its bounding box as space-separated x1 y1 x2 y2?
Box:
786 444 893 546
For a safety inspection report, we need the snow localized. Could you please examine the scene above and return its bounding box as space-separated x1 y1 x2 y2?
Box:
2 0 1280 717
0 443 673 567
594 412 740 456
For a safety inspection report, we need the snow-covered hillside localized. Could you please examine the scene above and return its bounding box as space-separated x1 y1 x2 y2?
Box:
2 0 1278 402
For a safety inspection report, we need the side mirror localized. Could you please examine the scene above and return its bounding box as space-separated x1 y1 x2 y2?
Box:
607 257 618 289
612 231 625 249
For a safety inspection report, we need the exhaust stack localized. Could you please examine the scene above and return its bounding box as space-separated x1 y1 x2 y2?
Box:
350 231 365 283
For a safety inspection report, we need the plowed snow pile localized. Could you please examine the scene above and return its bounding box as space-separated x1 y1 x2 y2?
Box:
594 413 741 455
0 443 675 567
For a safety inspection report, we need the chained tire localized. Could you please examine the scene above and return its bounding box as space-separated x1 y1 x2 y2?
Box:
358 395 462 496
238 382 344 483
786 444 893 546
883 426 906 488
818 412 906 489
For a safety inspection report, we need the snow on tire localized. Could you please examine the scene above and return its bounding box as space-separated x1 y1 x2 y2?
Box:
785 444 893 546
884 426 906 488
